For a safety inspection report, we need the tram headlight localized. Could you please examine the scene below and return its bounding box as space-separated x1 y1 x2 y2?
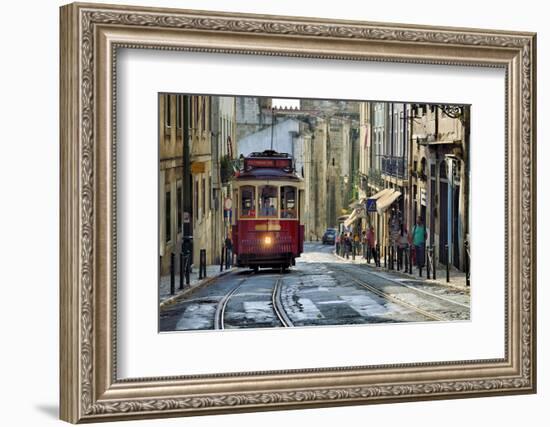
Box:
264 236 272 246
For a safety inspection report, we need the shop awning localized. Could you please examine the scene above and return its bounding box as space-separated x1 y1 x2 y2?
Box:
376 190 402 214
369 188 392 201
344 207 367 227
337 214 350 223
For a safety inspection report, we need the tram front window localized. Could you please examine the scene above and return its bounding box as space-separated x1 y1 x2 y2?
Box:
280 186 297 218
240 186 256 218
259 186 278 217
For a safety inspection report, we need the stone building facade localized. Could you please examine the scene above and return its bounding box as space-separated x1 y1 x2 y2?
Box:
354 101 470 271
211 96 237 263
409 104 470 270
235 97 273 141
159 94 236 275
159 94 184 275
234 99 360 240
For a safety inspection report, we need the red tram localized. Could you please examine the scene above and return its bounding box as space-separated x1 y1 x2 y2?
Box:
231 150 304 271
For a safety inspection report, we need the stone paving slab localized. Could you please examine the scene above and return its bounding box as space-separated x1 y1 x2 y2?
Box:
333 250 469 292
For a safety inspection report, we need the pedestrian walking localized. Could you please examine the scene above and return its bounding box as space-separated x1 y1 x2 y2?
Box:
366 225 376 264
353 233 360 258
388 211 401 269
361 230 368 259
396 224 409 271
224 234 233 269
344 234 352 259
412 217 427 269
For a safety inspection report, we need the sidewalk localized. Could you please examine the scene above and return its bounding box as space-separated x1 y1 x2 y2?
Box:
159 264 236 307
334 250 469 292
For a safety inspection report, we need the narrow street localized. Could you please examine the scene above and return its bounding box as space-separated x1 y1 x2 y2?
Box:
160 242 470 332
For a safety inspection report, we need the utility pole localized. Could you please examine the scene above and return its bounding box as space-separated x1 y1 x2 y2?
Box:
182 96 193 267
390 103 394 158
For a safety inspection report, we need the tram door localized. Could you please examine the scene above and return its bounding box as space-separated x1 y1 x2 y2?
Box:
232 188 239 225
299 189 305 253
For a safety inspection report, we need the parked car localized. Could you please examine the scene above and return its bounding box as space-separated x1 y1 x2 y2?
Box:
322 228 337 245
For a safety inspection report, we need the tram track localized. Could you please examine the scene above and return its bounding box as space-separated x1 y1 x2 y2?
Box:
272 279 294 327
346 263 470 310
213 282 242 330
214 273 294 330
331 265 450 322
213 276 249 330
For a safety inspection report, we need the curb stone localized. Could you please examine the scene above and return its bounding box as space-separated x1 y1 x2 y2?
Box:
160 267 237 310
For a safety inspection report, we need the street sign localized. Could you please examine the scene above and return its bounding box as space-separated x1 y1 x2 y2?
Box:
183 212 190 223
223 209 232 223
366 198 377 212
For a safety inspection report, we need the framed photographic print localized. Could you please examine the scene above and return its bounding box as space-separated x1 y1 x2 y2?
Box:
60 2 536 423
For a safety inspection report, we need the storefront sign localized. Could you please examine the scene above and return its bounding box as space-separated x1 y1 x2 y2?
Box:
191 161 205 174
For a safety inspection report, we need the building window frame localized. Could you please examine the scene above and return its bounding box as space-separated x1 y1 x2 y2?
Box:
165 189 172 244
177 180 182 233
201 177 206 218
164 95 172 128
176 95 182 129
194 178 199 221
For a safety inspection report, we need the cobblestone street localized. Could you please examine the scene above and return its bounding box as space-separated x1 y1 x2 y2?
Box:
160 242 470 331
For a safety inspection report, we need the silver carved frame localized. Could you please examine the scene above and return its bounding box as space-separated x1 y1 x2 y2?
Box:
59 2 537 423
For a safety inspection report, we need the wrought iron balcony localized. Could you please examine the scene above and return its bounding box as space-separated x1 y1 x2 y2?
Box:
415 134 436 145
381 156 407 179
367 168 384 188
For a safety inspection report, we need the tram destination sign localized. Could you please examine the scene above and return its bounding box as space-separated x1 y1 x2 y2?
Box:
245 158 291 169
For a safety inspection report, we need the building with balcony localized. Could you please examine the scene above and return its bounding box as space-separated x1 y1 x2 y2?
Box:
352 102 410 247
410 103 470 271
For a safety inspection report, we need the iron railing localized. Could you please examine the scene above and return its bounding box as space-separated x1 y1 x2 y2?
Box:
367 168 384 188
381 156 407 179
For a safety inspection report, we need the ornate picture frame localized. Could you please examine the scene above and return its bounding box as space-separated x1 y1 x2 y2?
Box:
60 2 536 423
